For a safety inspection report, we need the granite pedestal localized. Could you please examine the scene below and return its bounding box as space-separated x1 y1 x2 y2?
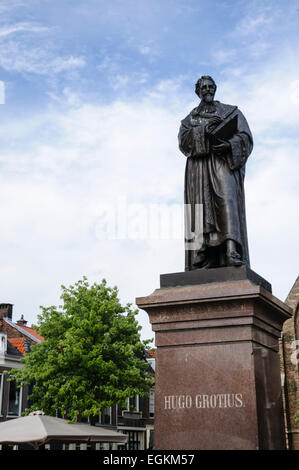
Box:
136 268 292 450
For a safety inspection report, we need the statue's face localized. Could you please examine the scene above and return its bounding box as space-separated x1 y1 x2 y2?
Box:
199 79 216 103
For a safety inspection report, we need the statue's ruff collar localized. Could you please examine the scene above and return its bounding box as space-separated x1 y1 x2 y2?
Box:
191 100 219 116
191 101 237 118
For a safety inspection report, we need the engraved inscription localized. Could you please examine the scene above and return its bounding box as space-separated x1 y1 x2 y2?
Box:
164 393 244 410
164 395 193 410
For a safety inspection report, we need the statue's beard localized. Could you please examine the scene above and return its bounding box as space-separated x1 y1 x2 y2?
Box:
203 94 214 102
199 100 216 113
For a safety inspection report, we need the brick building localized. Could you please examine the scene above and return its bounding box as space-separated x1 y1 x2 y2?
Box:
280 276 299 450
116 350 155 450
83 350 155 450
0 304 43 422
0 303 155 449
1 276 298 450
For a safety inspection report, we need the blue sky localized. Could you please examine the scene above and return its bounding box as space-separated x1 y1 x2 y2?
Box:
2 0 299 110
0 0 298 339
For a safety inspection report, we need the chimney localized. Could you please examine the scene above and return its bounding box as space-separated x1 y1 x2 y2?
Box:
0 303 13 320
17 314 28 327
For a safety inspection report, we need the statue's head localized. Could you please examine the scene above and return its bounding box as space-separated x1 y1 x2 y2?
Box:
195 76 217 103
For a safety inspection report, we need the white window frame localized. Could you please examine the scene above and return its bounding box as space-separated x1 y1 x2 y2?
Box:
147 358 155 371
126 395 139 412
149 389 155 417
102 407 112 425
0 373 3 417
7 380 23 417
0 334 7 355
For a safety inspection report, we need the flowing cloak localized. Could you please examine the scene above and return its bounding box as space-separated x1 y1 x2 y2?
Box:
178 100 253 270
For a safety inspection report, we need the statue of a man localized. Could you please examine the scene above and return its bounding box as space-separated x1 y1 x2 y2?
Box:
178 76 253 270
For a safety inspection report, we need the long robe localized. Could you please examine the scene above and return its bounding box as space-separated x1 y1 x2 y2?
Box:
178 100 253 270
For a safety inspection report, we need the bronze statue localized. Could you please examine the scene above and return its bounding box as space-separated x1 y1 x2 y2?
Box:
178 76 253 270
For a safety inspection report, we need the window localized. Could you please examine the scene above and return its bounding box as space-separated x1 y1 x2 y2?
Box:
126 395 139 412
0 374 3 416
147 358 155 371
119 430 144 450
0 334 7 354
98 442 115 450
149 389 155 417
7 380 22 417
102 407 111 425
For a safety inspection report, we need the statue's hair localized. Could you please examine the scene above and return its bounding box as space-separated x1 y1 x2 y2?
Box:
195 76 217 97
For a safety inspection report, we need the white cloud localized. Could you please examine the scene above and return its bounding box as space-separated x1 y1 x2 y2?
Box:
0 40 85 74
135 41 159 61
139 45 151 55
212 49 237 66
0 15 84 76
0 94 187 339
111 74 129 90
0 76 298 340
232 5 275 38
216 46 299 298
0 0 298 339
218 49 299 135
0 1 26 14
49 56 86 73
0 22 50 37
246 142 298 296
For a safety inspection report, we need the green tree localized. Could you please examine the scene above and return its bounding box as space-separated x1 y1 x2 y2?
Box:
9 277 154 423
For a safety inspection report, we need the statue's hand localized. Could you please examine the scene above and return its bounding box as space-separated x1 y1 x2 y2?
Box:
205 116 222 135
212 139 231 156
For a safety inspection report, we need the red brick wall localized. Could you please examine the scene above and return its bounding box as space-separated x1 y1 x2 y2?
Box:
280 276 299 450
0 318 35 345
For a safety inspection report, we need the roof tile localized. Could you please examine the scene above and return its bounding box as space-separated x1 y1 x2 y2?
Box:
8 338 26 356
17 325 44 342
147 349 155 358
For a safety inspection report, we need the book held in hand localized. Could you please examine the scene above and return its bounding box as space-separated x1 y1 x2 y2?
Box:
210 112 238 145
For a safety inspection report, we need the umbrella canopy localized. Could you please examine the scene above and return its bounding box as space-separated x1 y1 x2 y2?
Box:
0 413 127 448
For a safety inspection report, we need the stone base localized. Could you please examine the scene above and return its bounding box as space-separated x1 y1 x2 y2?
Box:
136 269 292 450
160 265 272 292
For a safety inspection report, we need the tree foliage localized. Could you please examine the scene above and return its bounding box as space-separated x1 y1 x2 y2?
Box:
10 277 154 422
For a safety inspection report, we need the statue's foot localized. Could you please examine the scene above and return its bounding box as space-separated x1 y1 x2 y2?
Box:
226 250 242 267
193 252 206 266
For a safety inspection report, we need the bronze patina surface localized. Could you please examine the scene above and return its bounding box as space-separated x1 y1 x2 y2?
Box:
179 76 253 270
